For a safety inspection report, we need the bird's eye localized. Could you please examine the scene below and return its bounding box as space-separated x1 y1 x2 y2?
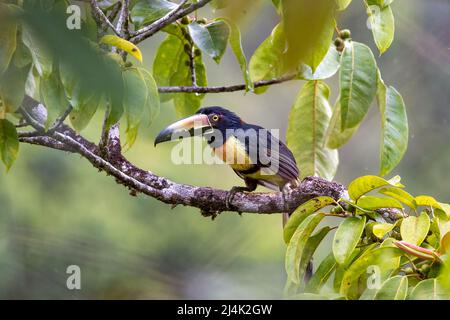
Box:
211 115 219 122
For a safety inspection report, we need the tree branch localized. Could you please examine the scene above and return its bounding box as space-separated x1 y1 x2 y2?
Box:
158 74 298 93
18 95 346 217
131 0 212 44
90 0 121 36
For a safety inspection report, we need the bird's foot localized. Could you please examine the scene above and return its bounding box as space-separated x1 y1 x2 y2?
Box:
226 186 251 210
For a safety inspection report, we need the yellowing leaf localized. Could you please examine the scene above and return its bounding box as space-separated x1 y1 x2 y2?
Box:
374 276 408 300
379 187 416 209
348 175 404 201
100 35 143 62
373 223 395 239
400 212 430 246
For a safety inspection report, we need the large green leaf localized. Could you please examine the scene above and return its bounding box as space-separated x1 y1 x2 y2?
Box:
40 68 70 129
378 81 408 177
348 175 404 201
284 196 336 244
0 62 29 113
122 68 148 149
287 80 338 180
366 2 395 54
281 0 335 72
299 45 340 81
339 41 377 130
249 23 286 94
298 226 331 287
324 97 359 149
131 0 177 28
285 213 325 284
379 187 416 209
153 34 184 102
400 212 430 246
0 4 17 76
333 216 366 265
22 25 53 77
374 275 408 300
357 196 403 210
171 50 207 116
340 246 402 299
188 21 230 64
409 279 449 300
304 253 336 294
218 18 253 91
0 119 19 171
141 68 160 125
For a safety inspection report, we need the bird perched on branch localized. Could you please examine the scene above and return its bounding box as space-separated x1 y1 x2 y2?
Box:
154 106 300 218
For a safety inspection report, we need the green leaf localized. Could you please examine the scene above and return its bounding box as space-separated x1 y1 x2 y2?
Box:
0 119 19 171
285 213 325 284
22 25 53 77
299 45 340 81
378 81 408 176
409 279 449 300
40 68 70 129
305 253 337 294
357 196 403 210
298 226 331 287
218 18 253 91
379 187 416 209
340 246 402 299
153 34 184 102
324 97 359 149
374 276 408 300
373 222 395 239
122 68 148 149
366 2 395 54
140 68 160 125
400 212 430 246
100 35 143 62
284 196 336 244
0 62 29 113
286 80 338 180
70 93 102 132
249 23 286 94
0 4 17 76
188 21 230 64
171 50 207 116
339 41 377 130
333 216 366 265
336 0 352 10
131 0 177 28
281 0 335 72
271 0 282 13
348 175 404 201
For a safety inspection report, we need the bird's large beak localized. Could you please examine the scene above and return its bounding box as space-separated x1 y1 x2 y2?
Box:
154 114 212 146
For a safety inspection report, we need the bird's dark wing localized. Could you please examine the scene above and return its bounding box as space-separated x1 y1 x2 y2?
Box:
234 124 300 183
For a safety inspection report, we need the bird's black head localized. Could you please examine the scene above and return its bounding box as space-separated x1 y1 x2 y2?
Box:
154 106 243 146
196 106 242 132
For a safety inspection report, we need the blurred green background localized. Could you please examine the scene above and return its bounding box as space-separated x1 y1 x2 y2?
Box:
0 0 449 299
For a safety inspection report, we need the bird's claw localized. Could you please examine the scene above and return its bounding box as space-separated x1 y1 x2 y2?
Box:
226 186 248 210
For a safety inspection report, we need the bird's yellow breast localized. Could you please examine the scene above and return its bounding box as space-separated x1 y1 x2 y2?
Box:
212 136 254 171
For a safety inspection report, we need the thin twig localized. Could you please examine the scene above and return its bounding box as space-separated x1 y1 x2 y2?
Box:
90 0 120 36
116 0 130 38
158 74 298 93
131 0 211 44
